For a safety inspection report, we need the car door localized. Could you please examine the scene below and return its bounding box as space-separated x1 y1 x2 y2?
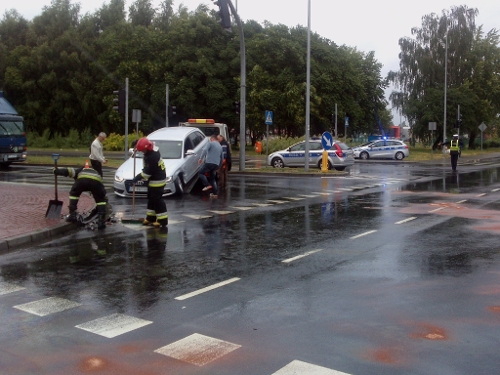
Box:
287 142 306 166
309 142 323 165
370 140 387 158
183 131 203 182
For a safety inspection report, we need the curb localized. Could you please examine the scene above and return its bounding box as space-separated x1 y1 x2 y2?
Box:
0 222 75 255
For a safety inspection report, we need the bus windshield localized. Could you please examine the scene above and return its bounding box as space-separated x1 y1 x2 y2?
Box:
0 120 24 136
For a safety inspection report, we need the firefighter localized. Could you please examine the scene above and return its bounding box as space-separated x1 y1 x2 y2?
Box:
53 162 108 229
132 137 168 229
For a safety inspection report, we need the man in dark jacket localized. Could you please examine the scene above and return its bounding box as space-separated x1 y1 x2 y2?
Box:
53 163 108 229
132 137 168 229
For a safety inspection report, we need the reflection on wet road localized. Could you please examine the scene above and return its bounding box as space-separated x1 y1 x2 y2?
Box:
1 164 500 374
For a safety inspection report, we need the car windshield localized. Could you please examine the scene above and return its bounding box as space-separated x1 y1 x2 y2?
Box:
335 141 350 150
134 140 183 159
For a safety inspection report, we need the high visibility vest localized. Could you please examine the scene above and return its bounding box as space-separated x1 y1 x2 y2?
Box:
450 140 460 152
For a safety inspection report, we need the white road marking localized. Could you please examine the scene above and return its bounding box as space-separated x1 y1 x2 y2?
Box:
455 200 467 204
311 192 332 196
252 203 273 207
326 190 341 193
476 193 486 197
168 220 185 225
267 200 288 204
298 194 319 198
75 313 152 338
207 210 235 215
395 217 417 225
175 277 241 301
231 206 254 210
154 333 241 367
183 214 213 220
491 188 500 192
429 207 445 212
336 188 353 191
350 230 377 239
283 197 305 201
0 282 25 295
282 249 322 263
14 297 81 316
272 360 352 375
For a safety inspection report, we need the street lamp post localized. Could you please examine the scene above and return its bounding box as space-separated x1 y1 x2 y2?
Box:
443 30 448 152
304 0 311 171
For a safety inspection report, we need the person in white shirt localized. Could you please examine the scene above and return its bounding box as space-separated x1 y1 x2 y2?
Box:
89 132 107 177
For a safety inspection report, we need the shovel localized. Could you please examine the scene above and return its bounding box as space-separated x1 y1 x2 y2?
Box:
45 154 63 219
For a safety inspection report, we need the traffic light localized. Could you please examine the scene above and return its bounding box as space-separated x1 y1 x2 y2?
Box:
454 116 462 129
112 89 125 115
330 114 335 124
233 101 239 114
168 105 177 118
213 0 232 32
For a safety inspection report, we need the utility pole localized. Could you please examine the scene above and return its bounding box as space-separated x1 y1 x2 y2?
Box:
304 0 311 171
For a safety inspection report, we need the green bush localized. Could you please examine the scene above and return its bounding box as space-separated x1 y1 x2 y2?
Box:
263 136 305 154
104 131 144 151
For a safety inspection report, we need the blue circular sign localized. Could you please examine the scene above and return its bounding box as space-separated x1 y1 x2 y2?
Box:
321 132 334 150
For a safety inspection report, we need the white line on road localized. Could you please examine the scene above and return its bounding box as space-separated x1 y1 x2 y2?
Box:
174 278 241 301
395 217 417 225
282 249 323 263
429 207 445 212
491 188 500 192
476 193 486 197
350 230 377 239
455 200 467 204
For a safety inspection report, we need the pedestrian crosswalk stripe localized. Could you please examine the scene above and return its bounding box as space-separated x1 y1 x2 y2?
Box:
252 203 273 207
154 333 241 367
429 207 445 212
75 313 152 338
298 194 319 198
283 197 305 201
272 360 352 374
208 210 235 215
14 297 81 316
183 214 213 220
231 206 254 210
267 200 288 204
175 277 240 300
0 282 25 295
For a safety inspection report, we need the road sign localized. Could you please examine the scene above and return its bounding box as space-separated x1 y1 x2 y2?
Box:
479 122 487 132
265 110 273 125
321 131 334 150
429 122 436 131
345 117 349 127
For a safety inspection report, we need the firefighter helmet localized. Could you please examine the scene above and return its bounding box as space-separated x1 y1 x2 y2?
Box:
136 137 153 152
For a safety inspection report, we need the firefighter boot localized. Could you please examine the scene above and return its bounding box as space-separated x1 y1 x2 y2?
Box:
66 205 78 223
97 205 107 230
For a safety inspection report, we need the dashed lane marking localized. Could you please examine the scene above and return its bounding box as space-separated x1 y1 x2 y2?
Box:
207 210 235 215
174 277 240 301
252 203 273 207
75 313 152 338
476 193 487 197
0 282 25 295
283 197 305 201
350 230 377 239
272 360 352 375
298 194 319 198
282 249 323 263
14 297 81 317
230 206 254 210
183 214 213 220
154 333 241 367
429 207 445 213
395 217 417 225
456 200 467 204
491 188 500 192
311 192 333 196
267 200 288 204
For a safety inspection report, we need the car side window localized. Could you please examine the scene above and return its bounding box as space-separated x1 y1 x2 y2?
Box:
310 143 322 150
184 136 194 153
290 143 305 152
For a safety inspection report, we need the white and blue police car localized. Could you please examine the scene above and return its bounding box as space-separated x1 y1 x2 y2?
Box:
353 138 409 160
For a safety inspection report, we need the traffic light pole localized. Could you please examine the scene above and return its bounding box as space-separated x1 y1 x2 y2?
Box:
226 0 246 171
124 78 129 160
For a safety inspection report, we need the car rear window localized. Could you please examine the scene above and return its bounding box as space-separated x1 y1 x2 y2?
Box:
335 142 350 150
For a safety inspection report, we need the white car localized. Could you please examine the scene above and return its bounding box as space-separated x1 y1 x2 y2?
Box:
267 139 355 171
114 127 208 197
353 139 409 160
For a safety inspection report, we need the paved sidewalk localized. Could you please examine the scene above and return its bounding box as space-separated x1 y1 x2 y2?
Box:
0 182 94 252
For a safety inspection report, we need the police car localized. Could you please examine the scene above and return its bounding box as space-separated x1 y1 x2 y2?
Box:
353 139 409 160
267 139 354 171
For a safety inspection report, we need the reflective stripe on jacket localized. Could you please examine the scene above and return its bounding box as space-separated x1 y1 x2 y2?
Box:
450 140 460 152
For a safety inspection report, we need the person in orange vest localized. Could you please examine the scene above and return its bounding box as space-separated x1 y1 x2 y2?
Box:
53 161 108 229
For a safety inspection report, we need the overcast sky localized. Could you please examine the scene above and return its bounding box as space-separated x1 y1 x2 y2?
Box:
2 0 499 124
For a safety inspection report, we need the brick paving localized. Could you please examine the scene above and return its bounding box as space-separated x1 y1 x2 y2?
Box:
0 182 94 251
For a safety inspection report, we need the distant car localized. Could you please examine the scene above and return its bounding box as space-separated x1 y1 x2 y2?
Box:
114 127 209 197
267 139 355 171
353 139 409 160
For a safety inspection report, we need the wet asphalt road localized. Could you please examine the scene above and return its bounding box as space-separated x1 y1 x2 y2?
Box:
1 162 500 374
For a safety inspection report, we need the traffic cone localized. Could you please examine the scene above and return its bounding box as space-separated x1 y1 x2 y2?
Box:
85 160 90 168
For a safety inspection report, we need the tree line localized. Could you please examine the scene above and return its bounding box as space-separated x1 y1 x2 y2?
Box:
389 5 500 148
0 0 391 145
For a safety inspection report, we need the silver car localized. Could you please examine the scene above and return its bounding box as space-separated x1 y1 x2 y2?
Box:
353 139 409 160
267 139 355 171
114 127 208 197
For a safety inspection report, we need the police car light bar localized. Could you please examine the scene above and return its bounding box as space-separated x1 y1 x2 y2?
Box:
187 119 215 124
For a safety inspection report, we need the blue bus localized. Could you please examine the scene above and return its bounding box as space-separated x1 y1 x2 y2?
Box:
0 92 27 167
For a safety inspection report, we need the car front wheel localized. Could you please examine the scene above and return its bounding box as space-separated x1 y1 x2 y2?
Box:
271 157 285 168
395 151 405 160
317 160 332 170
174 176 184 195
359 151 369 160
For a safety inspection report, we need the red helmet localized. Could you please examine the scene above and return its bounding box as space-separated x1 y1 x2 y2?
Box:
136 137 153 152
